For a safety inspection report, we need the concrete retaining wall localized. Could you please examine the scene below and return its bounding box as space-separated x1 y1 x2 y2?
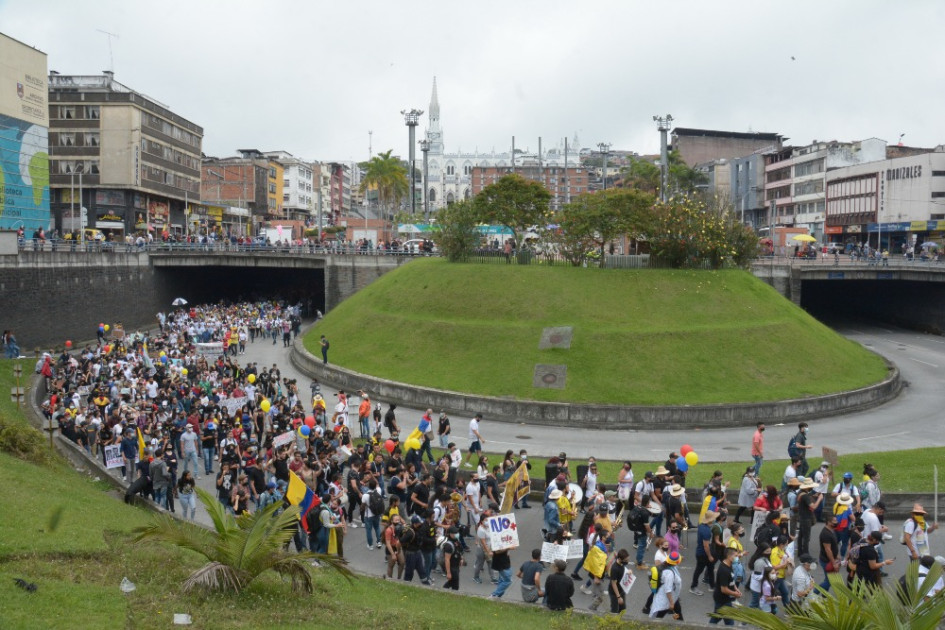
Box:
291 342 901 430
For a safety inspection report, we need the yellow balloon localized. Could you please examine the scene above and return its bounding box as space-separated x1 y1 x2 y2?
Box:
685 451 699 466
260 399 271 413
104 324 110 332
159 351 166 357
181 368 188 376
405 437 421 451
247 374 256 384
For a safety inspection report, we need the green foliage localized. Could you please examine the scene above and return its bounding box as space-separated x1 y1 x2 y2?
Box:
621 157 661 194
472 174 552 251
648 195 759 269
359 150 409 215
431 200 481 262
304 259 888 405
134 488 351 594
717 563 945 629
668 149 709 195
556 189 656 267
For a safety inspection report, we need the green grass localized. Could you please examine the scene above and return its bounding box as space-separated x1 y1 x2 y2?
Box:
306 259 888 404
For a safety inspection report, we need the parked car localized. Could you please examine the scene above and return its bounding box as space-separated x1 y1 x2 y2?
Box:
63 228 106 241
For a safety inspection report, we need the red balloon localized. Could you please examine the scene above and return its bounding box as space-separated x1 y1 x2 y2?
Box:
304 416 316 428
103 345 111 353
65 340 73 348
680 444 693 456
384 439 396 454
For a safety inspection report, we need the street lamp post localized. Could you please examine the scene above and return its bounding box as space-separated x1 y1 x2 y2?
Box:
419 139 430 219
653 114 674 202
597 142 611 191
401 108 423 215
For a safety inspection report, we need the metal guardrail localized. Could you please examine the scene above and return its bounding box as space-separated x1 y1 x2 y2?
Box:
14 239 432 257
754 253 945 270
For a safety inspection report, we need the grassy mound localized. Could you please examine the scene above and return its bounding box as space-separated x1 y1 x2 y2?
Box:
306 259 888 404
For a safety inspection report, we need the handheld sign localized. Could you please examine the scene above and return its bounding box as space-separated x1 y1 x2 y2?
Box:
487 513 519 552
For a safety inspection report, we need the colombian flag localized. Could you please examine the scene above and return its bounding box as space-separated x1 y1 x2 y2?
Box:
285 471 318 533
136 427 147 461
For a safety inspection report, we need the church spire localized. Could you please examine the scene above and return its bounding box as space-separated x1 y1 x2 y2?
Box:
429 77 440 130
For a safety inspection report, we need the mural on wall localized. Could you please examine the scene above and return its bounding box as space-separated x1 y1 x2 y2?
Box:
0 113 49 230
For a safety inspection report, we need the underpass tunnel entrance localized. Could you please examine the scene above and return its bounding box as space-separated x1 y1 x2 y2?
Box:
802 279 945 334
156 266 326 316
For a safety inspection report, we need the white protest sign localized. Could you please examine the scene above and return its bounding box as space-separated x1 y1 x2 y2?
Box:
568 539 584 559
220 396 249 416
272 431 295 449
104 444 124 469
194 342 225 356
750 509 768 544
487 513 519 552
541 542 569 563
620 567 636 595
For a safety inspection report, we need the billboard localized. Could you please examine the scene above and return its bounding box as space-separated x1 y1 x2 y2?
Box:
0 33 50 231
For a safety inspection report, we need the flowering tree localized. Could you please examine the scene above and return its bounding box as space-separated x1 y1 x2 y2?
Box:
648 196 759 269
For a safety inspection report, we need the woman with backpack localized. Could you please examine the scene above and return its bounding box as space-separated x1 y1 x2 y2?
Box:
727 523 748 590
747 543 773 609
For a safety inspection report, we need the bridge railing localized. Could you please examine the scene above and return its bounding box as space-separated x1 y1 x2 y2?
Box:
14 238 435 257
753 253 945 269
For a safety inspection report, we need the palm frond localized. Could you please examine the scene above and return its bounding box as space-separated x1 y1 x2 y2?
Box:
195 487 239 536
182 561 248 593
132 511 217 560
269 557 316 594
715 604 793 629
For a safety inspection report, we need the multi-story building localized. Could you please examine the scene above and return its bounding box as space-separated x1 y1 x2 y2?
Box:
48 71 202 239
763 138 886 242
729 152 767 231
423 77 582 211
264 151 313 222
825 147 945 252
470 164 589 212
328 162 351 220
0 32 50 232
201 149 283 235
672 127 782 167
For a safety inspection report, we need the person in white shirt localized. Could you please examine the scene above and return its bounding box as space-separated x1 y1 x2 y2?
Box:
463 413 484 467
861 501 889 563
465 473 482 529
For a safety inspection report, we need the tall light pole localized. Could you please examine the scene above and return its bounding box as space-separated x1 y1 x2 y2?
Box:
597 142 611 191
419 138 430 219
401 108 423 215
653 114 674 202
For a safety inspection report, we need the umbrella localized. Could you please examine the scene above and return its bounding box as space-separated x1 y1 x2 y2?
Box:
921 241 940 249
172 297 188 306
792 234 817 242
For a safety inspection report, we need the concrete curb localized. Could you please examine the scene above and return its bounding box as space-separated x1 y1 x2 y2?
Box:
290 340 902 430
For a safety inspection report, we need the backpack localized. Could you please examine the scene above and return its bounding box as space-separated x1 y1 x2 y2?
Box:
306 505 326 534
899 518 916 545
787 435 799 459
368 490 385 516
849 539 870 564
649 566 663 593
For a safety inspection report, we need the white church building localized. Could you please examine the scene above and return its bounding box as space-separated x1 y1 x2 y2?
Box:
423 78 582 210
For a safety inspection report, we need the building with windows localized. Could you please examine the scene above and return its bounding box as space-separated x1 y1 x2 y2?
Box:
672 127 782 167
47 71 202 239
423 77 582 210
763 138 886 243
470 165 589 212
201 149 284 236
825 147 945 252
0 33 50 232
264 151 313 222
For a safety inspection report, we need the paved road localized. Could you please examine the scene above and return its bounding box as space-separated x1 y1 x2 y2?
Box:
245 322 944 464
178 324 943 624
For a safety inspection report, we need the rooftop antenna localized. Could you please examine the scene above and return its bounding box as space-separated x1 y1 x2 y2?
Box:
97 29 119 73
369 130 373 159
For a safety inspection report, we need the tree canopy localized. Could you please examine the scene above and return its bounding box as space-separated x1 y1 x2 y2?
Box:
431 200 481 262
556 188 656 267
359 150 408 215
471 174 551 248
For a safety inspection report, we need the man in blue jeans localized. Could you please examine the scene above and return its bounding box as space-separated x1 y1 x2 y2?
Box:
818 514 839 591
201 422 216 475
419 510 438 585
489 547 514 599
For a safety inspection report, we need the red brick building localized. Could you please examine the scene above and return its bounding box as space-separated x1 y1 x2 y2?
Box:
470 165 589 211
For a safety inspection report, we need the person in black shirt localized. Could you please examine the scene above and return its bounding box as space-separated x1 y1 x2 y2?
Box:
854 531 893 588
710 548 741 625
797 479 821 557
818 514 839 591
608 549 631 614
545 559 574 610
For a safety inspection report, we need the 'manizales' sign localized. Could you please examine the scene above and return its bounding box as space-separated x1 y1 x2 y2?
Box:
886 165 922 181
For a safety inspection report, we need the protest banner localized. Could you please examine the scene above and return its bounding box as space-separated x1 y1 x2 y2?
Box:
822 446 839 468
104 444 123 469
541 542 569 563
272 431 295 450
487 513 519 552
220 396 248 415
750 509 768 544
499 461 531 514
620 568 636 594
568 539 584 559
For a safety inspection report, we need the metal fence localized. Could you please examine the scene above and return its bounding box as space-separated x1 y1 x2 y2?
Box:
13 239 430 257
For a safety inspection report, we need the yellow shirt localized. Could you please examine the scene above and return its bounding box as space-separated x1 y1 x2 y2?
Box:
557 496 574 524
770 546 788 579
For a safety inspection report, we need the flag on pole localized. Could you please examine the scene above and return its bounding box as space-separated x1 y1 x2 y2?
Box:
135 427 147 461
499 461 531 514
141 342 154 371
285 470 318 532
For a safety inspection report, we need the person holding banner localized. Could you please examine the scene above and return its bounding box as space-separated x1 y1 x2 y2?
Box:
608 548 632 615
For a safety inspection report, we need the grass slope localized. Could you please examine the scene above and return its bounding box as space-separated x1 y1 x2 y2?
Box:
306 259 888 404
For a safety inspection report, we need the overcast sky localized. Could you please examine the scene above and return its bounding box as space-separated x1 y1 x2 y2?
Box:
2 0 943 163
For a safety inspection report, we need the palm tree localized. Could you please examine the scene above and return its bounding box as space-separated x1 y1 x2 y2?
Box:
133 488 351 594
359 150 409 220
716 563 945 629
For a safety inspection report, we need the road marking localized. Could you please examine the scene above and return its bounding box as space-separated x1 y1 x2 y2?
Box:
910 358 939 368
856 431 908 441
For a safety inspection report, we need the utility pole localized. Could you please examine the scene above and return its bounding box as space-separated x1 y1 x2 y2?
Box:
419 139 430 219
511 136 516 174
401 109 423 215
653 114 674 202
564 136 570 205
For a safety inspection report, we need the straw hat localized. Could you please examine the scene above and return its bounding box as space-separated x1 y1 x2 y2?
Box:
800 479 817 490
669 484 685 497
836 492 854 506
655 465 671 477
549 489 563 500
786 477 801 487
700 510 719 525
912 503 928 515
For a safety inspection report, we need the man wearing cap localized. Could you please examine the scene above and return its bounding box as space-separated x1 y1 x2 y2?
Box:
463 413 484 468
904 503 938 560
651 550 684 620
